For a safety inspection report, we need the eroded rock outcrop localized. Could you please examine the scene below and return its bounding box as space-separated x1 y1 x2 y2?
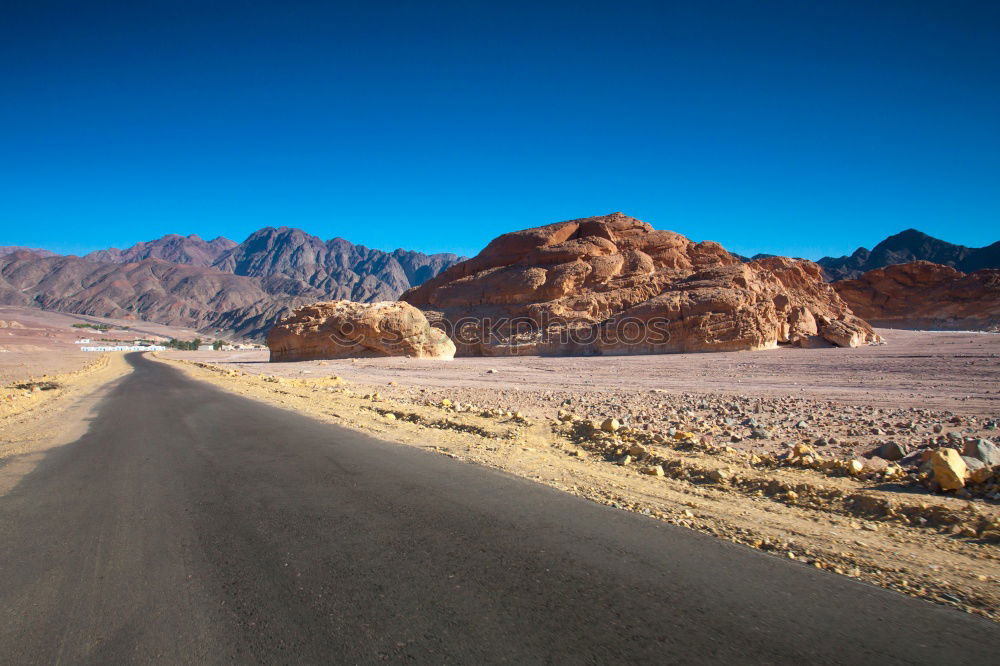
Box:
267 300 456 361
401 213 878 356
833 261 1000 331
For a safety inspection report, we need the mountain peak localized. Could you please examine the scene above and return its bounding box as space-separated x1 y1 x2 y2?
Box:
84 233 239 268
0 246 59 258
874 228 942 251
818 229 998 280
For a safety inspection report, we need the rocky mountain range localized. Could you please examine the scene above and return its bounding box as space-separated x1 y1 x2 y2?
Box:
816 229 1000 281
4 220 997 341
0 251 285 338
0 246 58 258
0 229 462 339
85 234 237 267
214 227 461 303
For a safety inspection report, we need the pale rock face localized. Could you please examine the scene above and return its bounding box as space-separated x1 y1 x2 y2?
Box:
267 300 456 361
817 319 868 348
401 213 879 356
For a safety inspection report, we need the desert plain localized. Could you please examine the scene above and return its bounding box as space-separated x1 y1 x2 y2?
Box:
3 303 1000 620
149 327 1000 620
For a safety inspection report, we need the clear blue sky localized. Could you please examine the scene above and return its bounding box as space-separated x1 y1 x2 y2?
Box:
2 0 997 259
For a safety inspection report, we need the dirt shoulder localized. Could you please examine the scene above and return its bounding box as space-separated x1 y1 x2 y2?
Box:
0 353 132 494
158 347 1000 622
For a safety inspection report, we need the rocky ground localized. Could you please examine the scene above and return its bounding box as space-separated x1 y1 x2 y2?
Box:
161 328 1000 621
175 328 1000 446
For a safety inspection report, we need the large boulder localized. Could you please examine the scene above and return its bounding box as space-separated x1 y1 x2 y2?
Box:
401 213 879 356
833 261 1000 331
266 300 456 361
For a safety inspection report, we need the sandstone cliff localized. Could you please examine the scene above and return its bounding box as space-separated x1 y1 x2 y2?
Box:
401 213 878 356
833 261 1000 331
267 301 456 361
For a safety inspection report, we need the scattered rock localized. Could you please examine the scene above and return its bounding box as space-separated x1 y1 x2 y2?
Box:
601 418 621 433
863 456 889 474
963 438 1000 466
930 448 968 491
969 466 994 484
791 443 816 458
879 441 908 461
709 468 731 483
628 443 647 457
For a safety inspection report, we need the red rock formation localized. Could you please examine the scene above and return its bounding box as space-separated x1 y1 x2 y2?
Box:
402 213 878 356
267 301 456 361
833 261 1000 330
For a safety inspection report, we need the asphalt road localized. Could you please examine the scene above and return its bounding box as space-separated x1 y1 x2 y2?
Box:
1 353 997 664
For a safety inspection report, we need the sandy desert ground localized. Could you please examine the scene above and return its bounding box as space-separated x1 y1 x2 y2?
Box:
169 328 1000 457
174 328 999 409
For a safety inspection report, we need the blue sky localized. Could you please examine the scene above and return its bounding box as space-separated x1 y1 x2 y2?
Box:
2 1 998 259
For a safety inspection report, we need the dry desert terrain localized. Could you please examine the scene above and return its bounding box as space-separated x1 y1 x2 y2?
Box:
2 309 998 620
0 305 202 385
160 328 1000 620
169 328 1000 450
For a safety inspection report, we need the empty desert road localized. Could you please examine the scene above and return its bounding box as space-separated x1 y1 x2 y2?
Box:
1 354 997 664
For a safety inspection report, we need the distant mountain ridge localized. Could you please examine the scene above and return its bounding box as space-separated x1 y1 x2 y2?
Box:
86 234 237 267
817 229 1000 280
5 223 995 337
0 246 58 258
214 227 462 303
0 251 289 338
0 228 463 339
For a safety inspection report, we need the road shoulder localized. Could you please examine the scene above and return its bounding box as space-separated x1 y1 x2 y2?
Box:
0 353 132 495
